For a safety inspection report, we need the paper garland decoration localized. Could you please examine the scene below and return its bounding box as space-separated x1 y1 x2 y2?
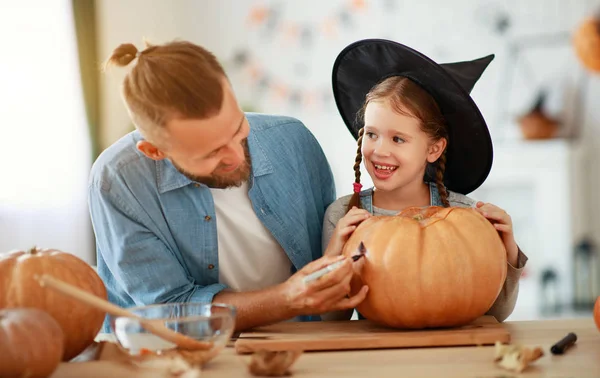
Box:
247 0 367 48
227 0 372 111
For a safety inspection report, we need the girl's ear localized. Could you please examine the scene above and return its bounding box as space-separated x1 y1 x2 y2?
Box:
427 138 447 163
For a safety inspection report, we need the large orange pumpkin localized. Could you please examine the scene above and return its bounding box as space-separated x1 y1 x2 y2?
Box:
0 308 64 378
573 17 600 73
0 247 107 360
343 206 507 329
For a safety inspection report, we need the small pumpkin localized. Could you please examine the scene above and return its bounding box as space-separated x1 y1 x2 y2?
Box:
594 296 600 332
343 206 507 329
0 247 107 360
518 91 559 140
573 17 600 73
0 308 64 378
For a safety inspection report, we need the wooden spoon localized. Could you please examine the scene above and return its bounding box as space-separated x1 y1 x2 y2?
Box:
36 274 213 351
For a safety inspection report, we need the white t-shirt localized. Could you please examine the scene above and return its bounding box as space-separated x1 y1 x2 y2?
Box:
209 181 292 292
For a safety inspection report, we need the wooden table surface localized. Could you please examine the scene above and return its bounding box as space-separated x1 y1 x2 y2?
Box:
199 318 600 378
54 318 599 378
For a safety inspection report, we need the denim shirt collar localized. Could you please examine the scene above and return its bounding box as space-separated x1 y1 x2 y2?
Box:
359 182 443 213
154 126 273 194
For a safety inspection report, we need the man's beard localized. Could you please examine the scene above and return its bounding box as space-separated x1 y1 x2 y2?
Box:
173 139 252 189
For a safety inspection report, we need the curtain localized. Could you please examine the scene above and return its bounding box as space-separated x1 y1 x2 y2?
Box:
0 0 94 264
72 0 101 162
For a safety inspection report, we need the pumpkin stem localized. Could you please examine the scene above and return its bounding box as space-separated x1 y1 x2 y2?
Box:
27 246 39 255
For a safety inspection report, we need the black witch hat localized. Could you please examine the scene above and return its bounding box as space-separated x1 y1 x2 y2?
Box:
332 39 495 194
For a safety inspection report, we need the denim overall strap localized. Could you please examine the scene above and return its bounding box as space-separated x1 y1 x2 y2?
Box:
359 187 374 213
429 182 444 207
359 183 443 212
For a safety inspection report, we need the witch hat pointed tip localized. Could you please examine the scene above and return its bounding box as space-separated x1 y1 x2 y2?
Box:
440 53 495 94
472 54 495 69
484 53 495 64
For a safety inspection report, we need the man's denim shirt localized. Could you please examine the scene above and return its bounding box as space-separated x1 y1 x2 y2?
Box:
88 113 336 331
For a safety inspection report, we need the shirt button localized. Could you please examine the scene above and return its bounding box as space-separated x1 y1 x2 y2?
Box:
204 215 212 221
194 183 200 188
208 264 215 269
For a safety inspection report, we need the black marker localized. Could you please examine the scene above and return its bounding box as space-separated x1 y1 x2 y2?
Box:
302 242 366 284
550 332 577 355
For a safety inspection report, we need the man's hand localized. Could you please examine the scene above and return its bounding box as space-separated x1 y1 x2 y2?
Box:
281 255 368 316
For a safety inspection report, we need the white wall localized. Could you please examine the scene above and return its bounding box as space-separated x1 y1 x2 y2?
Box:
97 0 600 318
98 0 600 211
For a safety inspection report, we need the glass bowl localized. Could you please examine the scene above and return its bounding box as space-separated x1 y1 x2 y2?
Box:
109 302 236 365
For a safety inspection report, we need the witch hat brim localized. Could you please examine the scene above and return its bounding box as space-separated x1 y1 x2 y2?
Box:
332 39 494 195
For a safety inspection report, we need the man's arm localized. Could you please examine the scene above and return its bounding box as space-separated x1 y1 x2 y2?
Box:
213 285 293 330
89 184 226 305
215 255 368 331
90 183 366 331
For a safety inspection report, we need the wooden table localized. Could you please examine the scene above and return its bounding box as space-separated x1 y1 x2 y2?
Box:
55 318 599 378
200 318 600 378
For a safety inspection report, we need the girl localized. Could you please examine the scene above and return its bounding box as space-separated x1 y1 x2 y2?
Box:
323 39 528 322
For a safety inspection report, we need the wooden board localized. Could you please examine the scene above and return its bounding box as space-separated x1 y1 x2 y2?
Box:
234 316 510 354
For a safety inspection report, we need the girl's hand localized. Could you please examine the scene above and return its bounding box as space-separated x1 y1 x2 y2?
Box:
324 207 371 257
474 201 519 266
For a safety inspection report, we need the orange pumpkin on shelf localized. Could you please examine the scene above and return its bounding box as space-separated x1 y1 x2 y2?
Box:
0 308 64 378
573 17 600 73
518 91 559 140
0 247 107 360
342 206 507 329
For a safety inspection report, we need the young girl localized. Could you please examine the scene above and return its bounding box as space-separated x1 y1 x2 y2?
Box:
323 39 528 322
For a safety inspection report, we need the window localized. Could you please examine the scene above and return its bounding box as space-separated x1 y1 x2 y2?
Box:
0 0 93 262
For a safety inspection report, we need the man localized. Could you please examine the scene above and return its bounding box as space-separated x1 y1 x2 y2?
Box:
89 40 368 332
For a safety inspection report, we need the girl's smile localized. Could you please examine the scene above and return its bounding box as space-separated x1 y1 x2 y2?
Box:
371 161 398 180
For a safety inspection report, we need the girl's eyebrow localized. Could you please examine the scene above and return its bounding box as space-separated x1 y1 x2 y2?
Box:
392 131 412 139
365 125 412 139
